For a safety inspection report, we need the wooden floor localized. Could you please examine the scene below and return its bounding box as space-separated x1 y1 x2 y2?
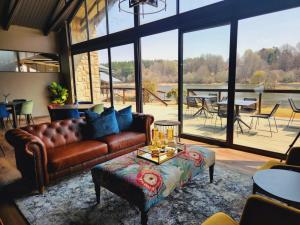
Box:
0 117 274 225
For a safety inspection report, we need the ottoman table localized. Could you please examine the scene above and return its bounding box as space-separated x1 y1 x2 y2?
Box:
91 144 215 225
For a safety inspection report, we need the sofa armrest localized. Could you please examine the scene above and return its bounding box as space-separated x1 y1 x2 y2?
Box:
5 129 48 193
131 113 154 145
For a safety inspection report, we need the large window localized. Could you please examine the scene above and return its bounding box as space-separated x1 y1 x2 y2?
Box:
141 30 178 121
108 0 134 34
87 0 107 39
110 44 136 111
140 0 176 25
182 25 230 141
73 53 92 102
234 7 300 153
180 0 223 13
70 1 300 157
70 3 88 44
90 49 111 106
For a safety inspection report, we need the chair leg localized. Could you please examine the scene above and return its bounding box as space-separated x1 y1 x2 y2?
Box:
30 114 34 125
288 112 294 127
255 118 259 129
273 117 278 133
268 118 272 137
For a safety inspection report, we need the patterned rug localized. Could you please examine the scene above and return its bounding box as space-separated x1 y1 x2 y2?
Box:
15 164 252 225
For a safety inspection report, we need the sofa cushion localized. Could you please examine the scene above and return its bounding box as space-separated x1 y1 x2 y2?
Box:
85 110 119 139
99 131 146 153
116 106 133 131
47 140 108 172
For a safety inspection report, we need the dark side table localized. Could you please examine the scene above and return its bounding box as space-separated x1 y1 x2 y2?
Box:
253 169 300 208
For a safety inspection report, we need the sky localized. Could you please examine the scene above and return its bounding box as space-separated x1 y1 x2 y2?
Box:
95 1 300 62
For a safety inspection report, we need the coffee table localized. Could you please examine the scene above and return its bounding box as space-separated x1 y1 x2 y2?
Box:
253 169 300 208
91 144 215 225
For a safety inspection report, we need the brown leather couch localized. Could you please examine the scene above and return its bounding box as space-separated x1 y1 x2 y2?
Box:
5 113 154 193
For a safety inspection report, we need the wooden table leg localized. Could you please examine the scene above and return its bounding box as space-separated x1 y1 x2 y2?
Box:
11 105 18 128
141 211 148 225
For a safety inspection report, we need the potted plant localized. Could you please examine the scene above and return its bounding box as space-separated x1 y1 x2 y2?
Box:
48 82 69 105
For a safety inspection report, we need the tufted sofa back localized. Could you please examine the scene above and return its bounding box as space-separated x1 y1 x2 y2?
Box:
22 118 86 149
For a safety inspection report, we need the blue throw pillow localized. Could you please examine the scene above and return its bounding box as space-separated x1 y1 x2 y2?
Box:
115 106 133 131
85 110 119 139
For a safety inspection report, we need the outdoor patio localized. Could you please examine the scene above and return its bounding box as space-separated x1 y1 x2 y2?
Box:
139 103 300 154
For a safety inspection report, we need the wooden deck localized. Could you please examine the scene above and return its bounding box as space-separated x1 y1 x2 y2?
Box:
141 103 300 154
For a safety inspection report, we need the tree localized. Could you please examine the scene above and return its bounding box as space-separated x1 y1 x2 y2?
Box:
250 70 266 85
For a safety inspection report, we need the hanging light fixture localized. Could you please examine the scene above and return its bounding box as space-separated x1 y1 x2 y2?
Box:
118 0 167 16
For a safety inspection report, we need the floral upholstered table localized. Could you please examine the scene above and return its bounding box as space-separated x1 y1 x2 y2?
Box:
91 144 215 225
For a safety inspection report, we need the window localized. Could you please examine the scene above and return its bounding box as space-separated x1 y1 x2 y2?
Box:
0 51 18 72
182 25 230 141
234 7 300 153
110 44 136 111
108 0 134 34
141 30 178 121
140 0 176 25
180 0 222 13
90 49 111 106
70 2 88 44
73 53 92 102
87 0 107 39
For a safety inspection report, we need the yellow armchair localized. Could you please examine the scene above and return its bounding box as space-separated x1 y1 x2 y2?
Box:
258 146 300 171
202 195 300 225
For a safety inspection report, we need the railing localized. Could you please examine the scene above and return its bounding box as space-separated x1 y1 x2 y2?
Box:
187 88 300 114
101 86 169 106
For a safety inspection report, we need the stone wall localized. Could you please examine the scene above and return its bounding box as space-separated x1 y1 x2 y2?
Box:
72 17 101 104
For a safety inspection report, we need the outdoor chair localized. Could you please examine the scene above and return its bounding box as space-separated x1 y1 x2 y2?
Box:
202 195 300 225
250 103 280 137
204 99 218 127
240 97 257 114
288 98 300 127
215 105 227 128
0 103 11 129
221 96 228 102
13 99 26 115
19 100 34 125
208 93 218 106
185 96 200 115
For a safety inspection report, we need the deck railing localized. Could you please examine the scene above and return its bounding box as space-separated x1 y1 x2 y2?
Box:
187 88 300 114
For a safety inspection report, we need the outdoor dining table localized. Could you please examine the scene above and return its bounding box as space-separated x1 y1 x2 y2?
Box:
217 100 257 133
190 95 218 117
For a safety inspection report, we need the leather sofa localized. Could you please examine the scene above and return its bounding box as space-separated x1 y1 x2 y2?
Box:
5 113 154 193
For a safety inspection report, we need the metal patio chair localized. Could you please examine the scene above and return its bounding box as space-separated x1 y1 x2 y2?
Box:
250 103 280 137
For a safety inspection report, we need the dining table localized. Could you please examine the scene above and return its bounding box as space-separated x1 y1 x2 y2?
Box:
217 99 257 133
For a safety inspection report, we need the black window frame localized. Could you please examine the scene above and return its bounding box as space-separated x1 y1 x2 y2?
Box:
69 0 300 159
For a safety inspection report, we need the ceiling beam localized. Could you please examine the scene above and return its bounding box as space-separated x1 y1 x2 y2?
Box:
43 0 80 35
3 0 22 30
67 0 85 24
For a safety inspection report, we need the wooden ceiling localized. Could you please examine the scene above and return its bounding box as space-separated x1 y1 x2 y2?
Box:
0 0 84 35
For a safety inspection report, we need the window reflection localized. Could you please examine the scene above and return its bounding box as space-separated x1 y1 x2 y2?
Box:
0 51 18 72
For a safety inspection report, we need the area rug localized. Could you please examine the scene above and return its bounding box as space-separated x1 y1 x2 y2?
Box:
15 165 252 225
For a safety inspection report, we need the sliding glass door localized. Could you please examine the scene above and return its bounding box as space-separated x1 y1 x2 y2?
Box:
181 25 231 141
